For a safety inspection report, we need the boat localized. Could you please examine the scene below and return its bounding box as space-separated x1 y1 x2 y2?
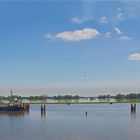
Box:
0 103 30 111
0 90 30 112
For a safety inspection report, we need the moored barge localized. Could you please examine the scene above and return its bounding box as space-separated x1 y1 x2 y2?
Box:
0 90 30 112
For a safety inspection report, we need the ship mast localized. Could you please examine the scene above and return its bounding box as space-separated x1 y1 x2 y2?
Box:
10 89 13 98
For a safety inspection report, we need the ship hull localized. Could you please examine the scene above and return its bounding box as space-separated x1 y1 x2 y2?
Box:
0 105 29 112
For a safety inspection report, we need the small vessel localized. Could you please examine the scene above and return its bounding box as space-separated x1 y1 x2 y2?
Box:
0 89 30 112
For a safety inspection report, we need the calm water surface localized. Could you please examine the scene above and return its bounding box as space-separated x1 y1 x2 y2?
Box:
0 104 140 140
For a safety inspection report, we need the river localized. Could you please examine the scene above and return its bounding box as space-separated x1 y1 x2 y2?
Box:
0 104 140 140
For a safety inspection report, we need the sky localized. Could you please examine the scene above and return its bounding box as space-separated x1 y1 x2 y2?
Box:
0 0 140 96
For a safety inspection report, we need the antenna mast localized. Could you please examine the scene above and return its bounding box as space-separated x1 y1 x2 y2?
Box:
10 89 13 98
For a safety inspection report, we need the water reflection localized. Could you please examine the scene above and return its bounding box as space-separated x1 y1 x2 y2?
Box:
41 111 47 118
130 103 136 121
0 104 140 140
85 110 88 118
131 111 136 121
0 111 29 117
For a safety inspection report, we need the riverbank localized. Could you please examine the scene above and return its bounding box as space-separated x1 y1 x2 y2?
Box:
29 101 140 104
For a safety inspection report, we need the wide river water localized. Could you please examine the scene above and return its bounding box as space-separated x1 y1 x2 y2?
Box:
0 104 140 140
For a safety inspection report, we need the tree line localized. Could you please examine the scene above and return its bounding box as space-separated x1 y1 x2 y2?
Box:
98 93 140 100
0 93 140 101
53 95 80 100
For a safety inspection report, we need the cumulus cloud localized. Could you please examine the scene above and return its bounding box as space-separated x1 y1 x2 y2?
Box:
46 28 100 42
105 32 112 38
99 16 109 24
119 36 131 41
114 27 122 34
128 53 140 61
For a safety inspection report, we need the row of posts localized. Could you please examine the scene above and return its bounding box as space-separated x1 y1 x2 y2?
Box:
41 104 136 112
131 103 136 112
41 104 46 113
40 103 136 114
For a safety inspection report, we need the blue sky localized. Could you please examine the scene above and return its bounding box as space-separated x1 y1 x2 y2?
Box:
0 0 140 96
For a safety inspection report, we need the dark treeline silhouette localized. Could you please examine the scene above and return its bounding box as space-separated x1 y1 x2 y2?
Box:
98 95 112 99
116 93 140 100
29 95 47 100
0 93 140 101
98 93 140 100
0 95 47 101
0 95 80 101
53 95 80 100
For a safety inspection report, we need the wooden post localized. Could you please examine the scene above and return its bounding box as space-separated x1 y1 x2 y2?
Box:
134 103 136 112
41 104 44 112
44 104 46 112
131 103 133 112
131 103 136 112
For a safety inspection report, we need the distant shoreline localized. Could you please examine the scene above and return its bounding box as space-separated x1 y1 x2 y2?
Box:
29 101 140 104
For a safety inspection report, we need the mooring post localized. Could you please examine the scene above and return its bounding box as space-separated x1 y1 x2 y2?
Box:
134 103 136 112
131 103 133 112
131 103 136 112
85 111 87 117
44 104 46 112
41 104 44 112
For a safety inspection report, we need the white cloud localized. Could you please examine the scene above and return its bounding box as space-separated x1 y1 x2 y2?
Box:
116 12 124 21
128 53 140 61
71 17 82 24
114 27 122 34
46 28 100 42
71 16 93 24
105 32 112 38
99 16 109 24
119 36 131 41
114 28 131 41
